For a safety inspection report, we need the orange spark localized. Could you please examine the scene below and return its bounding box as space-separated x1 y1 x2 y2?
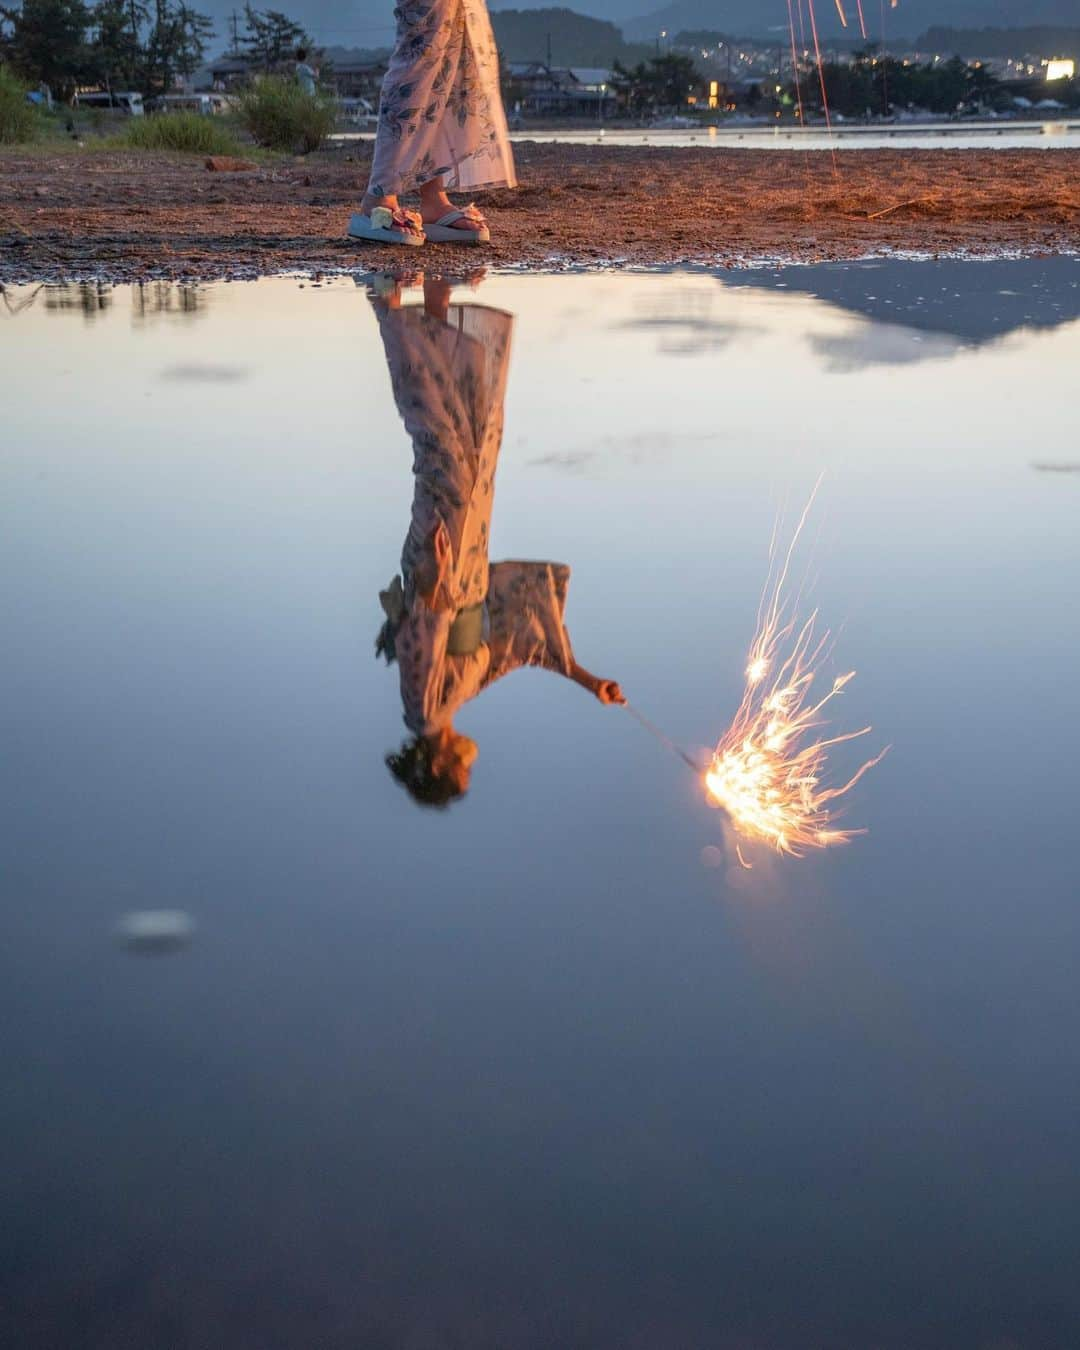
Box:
806 0 839 177
705 486 888 856
834 0 849 27
854 0 868 39
786 0 807 128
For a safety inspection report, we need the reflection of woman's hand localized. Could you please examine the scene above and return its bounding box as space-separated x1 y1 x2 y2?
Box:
595 680 626 706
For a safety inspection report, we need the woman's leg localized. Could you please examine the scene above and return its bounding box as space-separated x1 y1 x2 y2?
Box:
360 188 400 217
358 0 514 231
419 176 483 234
360 179 479 234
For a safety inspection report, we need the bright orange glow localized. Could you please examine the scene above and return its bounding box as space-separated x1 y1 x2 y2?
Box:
833 0 848 28
705 486 888 855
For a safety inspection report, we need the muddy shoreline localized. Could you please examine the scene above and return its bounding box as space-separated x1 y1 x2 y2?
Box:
2 142 1078 283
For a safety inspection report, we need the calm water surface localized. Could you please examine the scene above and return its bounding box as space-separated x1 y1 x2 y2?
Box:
334 120 1080 150
2 260 1079 1349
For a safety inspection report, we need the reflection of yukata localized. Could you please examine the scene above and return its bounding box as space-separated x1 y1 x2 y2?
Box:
376 303 575 737
368 0 517 198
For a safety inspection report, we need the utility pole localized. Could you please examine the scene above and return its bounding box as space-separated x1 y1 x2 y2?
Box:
546 32 552 69
129 0 140 80
230 8 240 56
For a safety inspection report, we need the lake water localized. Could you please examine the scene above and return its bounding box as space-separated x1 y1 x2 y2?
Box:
3 259 1080 1349
333 119 1080 152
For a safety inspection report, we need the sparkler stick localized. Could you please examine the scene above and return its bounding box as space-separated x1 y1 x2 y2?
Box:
624 702 699 772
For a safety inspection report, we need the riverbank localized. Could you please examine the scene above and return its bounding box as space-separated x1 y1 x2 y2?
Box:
2 141 1078 281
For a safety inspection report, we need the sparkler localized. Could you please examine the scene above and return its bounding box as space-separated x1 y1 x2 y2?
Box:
703 486 888 856
625 485 887 862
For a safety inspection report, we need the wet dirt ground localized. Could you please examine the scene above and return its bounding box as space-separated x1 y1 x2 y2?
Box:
1 141 1078 281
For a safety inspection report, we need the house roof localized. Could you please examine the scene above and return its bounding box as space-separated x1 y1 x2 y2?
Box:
566 67 614 86
506 62 551 78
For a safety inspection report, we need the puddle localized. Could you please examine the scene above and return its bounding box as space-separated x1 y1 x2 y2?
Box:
3 260 1080 1348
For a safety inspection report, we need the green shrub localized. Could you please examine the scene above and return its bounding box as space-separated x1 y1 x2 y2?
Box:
123 110 245 156
236 76 336 153
0 64 41 144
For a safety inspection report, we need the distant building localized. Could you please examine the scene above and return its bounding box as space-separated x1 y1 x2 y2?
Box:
202 55 253 91
505 63 616 115
322 58 388 100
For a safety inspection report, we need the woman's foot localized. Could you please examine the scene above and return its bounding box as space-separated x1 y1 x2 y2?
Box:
419 185 489 244
348 192 425 246
420 187 483 234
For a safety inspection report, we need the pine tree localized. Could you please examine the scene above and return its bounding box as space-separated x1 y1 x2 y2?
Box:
241 3 307 74
89 0 145 88
0 0 93 98
144 0 212 92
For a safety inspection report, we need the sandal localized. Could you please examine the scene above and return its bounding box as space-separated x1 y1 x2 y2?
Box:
423 204 490 245
347 206 425 247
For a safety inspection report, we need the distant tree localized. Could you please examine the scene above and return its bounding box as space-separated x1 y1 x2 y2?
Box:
144 0 212 91
242 3 307 73
792 50 1002 118
173 1 212 78
612 52 698 113
89 0 146 88
0 0 93 98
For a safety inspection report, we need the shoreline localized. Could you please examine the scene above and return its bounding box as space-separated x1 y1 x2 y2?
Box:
2 142 1078 284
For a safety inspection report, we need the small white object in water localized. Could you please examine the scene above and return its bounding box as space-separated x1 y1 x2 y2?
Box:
116 910 195 953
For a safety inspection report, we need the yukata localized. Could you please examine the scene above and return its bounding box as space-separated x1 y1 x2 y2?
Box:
375 302 576 738
368 0 517 199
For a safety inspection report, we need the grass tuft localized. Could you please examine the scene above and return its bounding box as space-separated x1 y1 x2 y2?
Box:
236 76 336 154
0 64 43 144
123 111 245 156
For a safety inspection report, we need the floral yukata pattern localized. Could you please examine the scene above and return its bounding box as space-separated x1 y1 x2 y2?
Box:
368 0 517 198
375 302 577 738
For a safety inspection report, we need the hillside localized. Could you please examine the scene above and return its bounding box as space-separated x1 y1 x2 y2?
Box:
490 8 654 67
915 26 1080 58
621 1 1080 45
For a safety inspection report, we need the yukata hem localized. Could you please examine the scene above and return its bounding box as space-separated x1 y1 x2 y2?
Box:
374 169 518 197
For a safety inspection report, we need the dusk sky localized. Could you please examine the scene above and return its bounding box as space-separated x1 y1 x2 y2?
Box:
196 0 1079 52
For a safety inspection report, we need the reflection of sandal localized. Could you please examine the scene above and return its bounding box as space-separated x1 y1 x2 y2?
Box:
359 269 424 299
347 206 425 246
423 205 490 245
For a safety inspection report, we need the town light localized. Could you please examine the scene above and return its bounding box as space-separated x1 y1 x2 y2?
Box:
1046 58 1075 81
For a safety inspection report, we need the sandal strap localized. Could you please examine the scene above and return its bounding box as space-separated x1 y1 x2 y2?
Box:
370 205 424 235
435 205 486 228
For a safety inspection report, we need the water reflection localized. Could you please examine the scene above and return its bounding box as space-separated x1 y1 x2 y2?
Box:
3 267 1080 1350
371 272 624 805
0 280 206 322
43 281 113 319
132 281 205 322
719 256 1080 355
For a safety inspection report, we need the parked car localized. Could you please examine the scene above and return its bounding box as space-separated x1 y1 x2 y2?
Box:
146 92 233 116
74 90 144 116
337 96 378 126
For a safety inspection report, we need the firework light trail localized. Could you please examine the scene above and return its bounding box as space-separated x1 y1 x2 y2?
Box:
703 485 888 857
